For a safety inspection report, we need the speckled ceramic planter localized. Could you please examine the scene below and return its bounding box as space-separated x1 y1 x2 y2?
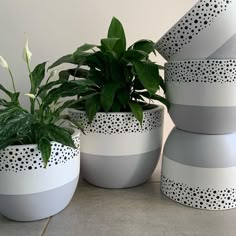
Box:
156 0 236 61
68 106 164 189
0 130 80 221
161 128 236 211
165 59 236 134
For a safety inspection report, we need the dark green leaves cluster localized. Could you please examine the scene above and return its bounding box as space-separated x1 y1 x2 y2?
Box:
49 17 170 125
0 62 94 165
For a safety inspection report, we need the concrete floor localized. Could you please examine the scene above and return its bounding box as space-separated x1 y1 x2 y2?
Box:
1 163 236 236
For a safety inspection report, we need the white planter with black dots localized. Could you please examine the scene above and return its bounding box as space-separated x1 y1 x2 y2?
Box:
165 59 236 134
68 106 164 189
0 130 80 221
155 0 236 61
161 128 236 211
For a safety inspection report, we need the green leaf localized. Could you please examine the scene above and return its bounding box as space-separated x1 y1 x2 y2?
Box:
108 17 126 53
68 68 89 78
0 83 13 98
30 62 47 92
48 54 75 70
0 98 8 107
128 101 143 126
38 137 51 166
100 83 120 112
101 38 123 57
159 76 167 93
46 124 76 149
111 100 121 112
85 95 101 123
133 61 160 95
123 50 148 61
117 89 130 107
130 40 155 55
58 70 70 80
76 44 97 52
140 91 170 110
0 111 35 140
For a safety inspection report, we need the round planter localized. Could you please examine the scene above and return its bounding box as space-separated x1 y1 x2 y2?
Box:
165 59 236 134
0 130 80 221
161 128 236 211
68 106 164 189
155 0 236 61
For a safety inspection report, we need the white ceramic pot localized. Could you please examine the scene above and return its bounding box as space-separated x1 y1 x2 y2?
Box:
161 128 236 211
155 0 236 61
0 130 80 221
68 106 164 189
165 59 236 134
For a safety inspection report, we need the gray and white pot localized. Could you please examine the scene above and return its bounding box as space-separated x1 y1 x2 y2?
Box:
68 105 164 189
161 128 236 211
155 0 236 61
165 59 236 134
0 129 80 221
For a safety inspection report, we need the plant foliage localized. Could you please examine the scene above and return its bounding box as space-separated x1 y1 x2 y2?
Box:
49 17 170 125
0 41 94 166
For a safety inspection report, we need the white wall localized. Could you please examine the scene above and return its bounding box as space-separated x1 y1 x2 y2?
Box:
0 0 198 140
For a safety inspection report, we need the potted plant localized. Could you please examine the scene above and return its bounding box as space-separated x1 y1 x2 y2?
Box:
49 17 170 189
0 38 92 221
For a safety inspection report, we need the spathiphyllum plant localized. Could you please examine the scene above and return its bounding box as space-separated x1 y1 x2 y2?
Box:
49 17 170 125
0 38 94 165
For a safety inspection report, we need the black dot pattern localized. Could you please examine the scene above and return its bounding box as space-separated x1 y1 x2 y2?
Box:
165 60 236 83
0 135 80 173
156 0 233 60
69 108 163 135
161 175 236 210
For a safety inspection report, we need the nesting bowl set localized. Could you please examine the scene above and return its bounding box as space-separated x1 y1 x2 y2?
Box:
156 0 236 210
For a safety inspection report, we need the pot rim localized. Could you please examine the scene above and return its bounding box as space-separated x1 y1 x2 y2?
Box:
155 0 200 45
68 104 164 115
1 128 80 149
165 59 236 65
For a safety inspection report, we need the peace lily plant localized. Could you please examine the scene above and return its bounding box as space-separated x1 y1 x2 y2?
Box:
0 37 92 165
49 17 170 125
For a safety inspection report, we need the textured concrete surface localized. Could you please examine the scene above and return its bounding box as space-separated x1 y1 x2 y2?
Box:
1 164 236 236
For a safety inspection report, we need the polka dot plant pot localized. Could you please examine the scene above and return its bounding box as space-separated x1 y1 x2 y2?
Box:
0 129 80 221
165 59 236 134
161 128 236 211
155 0 236 61
68 106 164 189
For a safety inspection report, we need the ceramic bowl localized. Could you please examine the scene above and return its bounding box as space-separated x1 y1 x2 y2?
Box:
68 106 164 189
161 128 236 210
165 59 236 134
155 0 236 61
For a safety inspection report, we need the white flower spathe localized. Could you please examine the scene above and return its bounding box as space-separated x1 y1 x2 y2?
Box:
24 93 36 99
0 56 9 69
23 36 32 62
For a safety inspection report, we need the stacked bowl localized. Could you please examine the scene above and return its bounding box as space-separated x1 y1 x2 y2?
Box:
156 0 236 210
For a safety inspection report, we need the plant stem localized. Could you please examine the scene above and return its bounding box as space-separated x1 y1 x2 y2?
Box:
8 68 16 93
26 59 35 114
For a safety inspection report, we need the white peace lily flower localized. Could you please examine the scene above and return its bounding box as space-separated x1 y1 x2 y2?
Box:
23 36 32 62
0 56 9 69
24 93 36 99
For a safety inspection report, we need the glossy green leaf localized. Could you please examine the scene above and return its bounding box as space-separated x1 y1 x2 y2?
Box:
128 101 143 126
100 83 120 112
133 61 160 95
30 62 47 92
101 38 123 57
48 54 75 70
140 91 170 110
131 40 155 55
38 137 51 166
85 95 101 123
108 17 126 53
